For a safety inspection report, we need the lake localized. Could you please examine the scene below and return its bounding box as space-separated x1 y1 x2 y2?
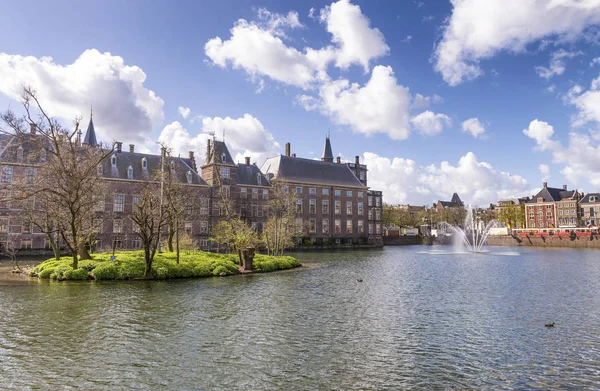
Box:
1 246 600 390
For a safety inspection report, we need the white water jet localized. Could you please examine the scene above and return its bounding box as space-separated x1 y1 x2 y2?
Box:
448 206 497 253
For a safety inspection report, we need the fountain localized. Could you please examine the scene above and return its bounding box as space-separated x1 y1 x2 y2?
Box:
449 206 498 253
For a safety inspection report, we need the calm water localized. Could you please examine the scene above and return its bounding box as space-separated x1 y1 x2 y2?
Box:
2 246 600 390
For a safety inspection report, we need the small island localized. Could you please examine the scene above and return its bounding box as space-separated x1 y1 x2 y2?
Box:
27 251 301 281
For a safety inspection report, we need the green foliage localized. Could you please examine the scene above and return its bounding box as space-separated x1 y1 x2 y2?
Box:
30 250 298 281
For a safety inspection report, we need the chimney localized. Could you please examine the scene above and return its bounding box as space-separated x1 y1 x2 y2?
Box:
189 151 196 171
129 144 135 153
563 185 567 190
206 139 212 162
355 155 360 165
245 156 250 166
285 142 291 157
543 182 547 189
116 142 122 153
292 153 296 158
336 156 341 164
30 123 36 135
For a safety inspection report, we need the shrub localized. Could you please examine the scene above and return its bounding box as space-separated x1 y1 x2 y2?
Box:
64 268 89 280
212 265 231 276
38 268 53 279
92 264 119 280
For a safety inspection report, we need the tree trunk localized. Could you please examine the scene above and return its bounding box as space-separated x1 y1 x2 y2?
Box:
71 253 78 270
47 233 60 260
175 223 180 264
167 226 174 252
79 243 91 260
144 250 153 279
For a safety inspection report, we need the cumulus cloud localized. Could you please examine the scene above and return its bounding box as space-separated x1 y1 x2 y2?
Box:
178 106 191 119
523 119 600 187
567 75 600 127
317 66 412 140
410 110 451 136
412 93 443 109
158 114 280 167
0 49 164 149
535 49 582 79
539 164 550 181
461 117 485 138
363 151 530 206
435 0 600 86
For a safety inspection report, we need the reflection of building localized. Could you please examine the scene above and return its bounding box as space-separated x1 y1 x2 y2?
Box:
525 183 579 229
578 193 600 227
262 136 383 245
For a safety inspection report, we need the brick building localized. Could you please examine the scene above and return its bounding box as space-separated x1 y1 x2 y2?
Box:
525 182 579 229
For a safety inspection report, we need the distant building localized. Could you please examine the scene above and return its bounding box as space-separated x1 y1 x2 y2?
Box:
525 183 579 229
433 193 464 211
578 193 600 227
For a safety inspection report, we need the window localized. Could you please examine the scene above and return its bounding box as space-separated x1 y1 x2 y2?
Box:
296 200 303 213
186 171 192 184
257 205 263 217
295 218 303 233
322 219 329 234
376 210 381 220
335 219 341 234
537 197 543 203
0 217 8 233
368 210 373 220
309 199 316 214
346 201 352 215
546 211 552 217
284 186 289 193
322 200 329 214
142 158 148 169
113 194 125 212
95 198 105 212
368 196 373 207
591 196 596 202
257 174 262 185
221 153 227 163
296 187 303 194
40 149 46 162
97 165 103 177
360 171 366 181
240 187 247 199
132 195 141 205
262 189 268 200
335 201 341 214
220 167 230 179
127 165 133 179
347 191 352 197
200 199 208 215
346 220 353 234
358 202 363 215
369 223 373 234
559 210 563 216
20 239 32 249
309 219 316 234
309 188 316 195
200 221 208 233
252 188 258 199
22 223 32 234
252 205 258 217
113 219 123 234
111 154 117 166
335 189 341 196
323 189 329 196
25 168 35 184
375 197 381 207
185 222 193 235
131 238 142 249
1 167 12 183
358 220 364 234
221 185 230 198
358 191 364 198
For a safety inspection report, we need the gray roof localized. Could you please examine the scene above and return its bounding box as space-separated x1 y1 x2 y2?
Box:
100 150 206 185
322 136 333 161
204 140 234 166
83 118 98 146
451 193 464 207
580 193 600 204
528 187 578 203
261 155 366 188
237 163 271 187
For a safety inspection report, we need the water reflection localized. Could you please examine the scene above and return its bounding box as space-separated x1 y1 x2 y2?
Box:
2 246 600 389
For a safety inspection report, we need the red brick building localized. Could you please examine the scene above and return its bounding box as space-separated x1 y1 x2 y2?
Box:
525 182 579 229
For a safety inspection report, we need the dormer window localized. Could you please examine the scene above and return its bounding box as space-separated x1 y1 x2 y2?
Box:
97 165 103 177
40 149 46 162
16 146 23 162
257 174 261 185
142 157 147 170
127 165 133 179
186 171 192 184
111 154 117 167
221 153 226 163
591 196 596 203
537 197 543 203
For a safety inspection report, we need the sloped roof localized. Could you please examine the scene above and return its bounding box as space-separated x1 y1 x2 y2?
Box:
451 193 464 206
261 155 366 188
528 187 577 203
322 137 333 161
100 151 206 185
580 193 600 204
237 163 271 187
204 140 234 166
83 118 98 146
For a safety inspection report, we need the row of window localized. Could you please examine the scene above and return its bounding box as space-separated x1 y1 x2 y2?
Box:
1 166 36 184
238 187 268 199
294 200 380 219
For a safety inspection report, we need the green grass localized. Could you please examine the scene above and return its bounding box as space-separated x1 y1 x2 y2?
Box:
29 250 300 281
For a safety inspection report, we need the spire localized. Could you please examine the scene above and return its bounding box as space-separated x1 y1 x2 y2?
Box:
82 108 98 147
321 133 333 162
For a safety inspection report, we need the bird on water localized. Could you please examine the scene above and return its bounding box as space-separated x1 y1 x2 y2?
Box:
356 279 363 283
545 323 555 328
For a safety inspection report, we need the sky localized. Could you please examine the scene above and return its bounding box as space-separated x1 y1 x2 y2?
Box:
1 0 600 206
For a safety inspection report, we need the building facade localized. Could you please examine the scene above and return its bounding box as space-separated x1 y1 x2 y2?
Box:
578 193 600 227
525 183 579 229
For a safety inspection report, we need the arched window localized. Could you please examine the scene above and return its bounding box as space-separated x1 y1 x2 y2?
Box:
111 154 117 166
142 157 147 169
127 165 133 179
257 173 261 185
221 153 226 163
16 146 23 162
186 171 192 184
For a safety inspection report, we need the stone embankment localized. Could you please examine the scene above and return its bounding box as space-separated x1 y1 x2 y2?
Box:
487 235 600 249
383 236 420 246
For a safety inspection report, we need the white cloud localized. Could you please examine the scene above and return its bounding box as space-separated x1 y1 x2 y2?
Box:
363 151 530 206
308 7 316 19
0 49 164 149
257 8 303 36
158 114 280 167
435 0 600 86
591 57 600 66
319 0 389 71
523 119 600 187
422 15 434 22
410 110 452 136
461 117 485 138
412 93 443 109
178 106 191 119
539 164 550 181
567 75 600 127
535 49 582 79
401 35 413 43
317 65 412 140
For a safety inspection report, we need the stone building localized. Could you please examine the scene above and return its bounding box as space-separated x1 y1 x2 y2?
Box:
525 183 579 229
261 136 383 245
578 193 600 227
433 193 464 211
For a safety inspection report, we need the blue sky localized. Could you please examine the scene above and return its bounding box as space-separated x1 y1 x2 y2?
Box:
1 0 600 206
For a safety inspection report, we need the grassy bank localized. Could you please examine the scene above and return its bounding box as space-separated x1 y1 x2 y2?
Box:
28 251 301 281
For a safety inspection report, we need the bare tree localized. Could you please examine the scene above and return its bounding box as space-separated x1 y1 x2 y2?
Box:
0 87 114 269
0 232 22 272
262 178 297 256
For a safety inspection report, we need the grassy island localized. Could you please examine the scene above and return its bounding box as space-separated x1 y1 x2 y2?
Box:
28 251 301 281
